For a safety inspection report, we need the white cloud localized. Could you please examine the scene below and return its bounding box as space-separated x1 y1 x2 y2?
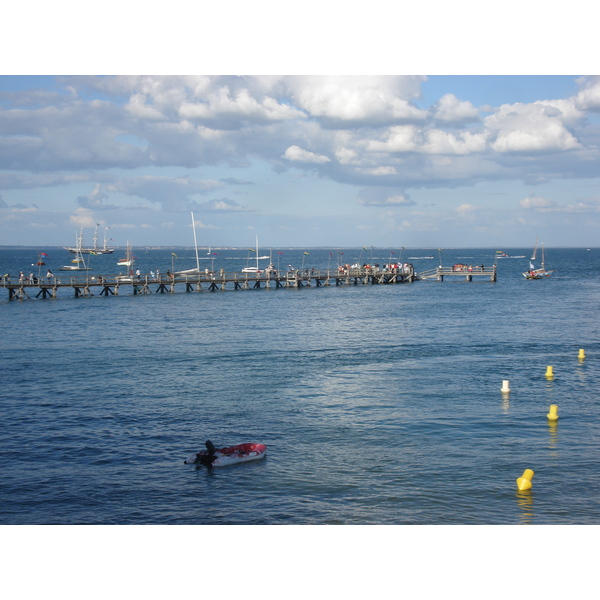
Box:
196 198 252 212
519 195 557 209
69 207 97 228
359 193 412 206
334 146 359 165
357 189 415 206
487 101 582 152
125 93 165 120
520 195 600 213
283 145 331 164
367 126 420 152
192 218 218 229
358 166 397 176
179 86 304 122
575 76 600 112
456 203 477 216
423 130 487 154
432 93 480 123
284 75 427 125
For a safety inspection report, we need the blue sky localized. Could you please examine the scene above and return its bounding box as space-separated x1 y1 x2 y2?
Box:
1 6 598 249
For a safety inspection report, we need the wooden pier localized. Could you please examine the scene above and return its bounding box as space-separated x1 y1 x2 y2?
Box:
1 265 417 301
417 265 497 282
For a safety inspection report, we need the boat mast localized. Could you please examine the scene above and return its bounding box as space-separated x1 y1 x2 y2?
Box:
92 224 99 251
191 211 200 273
255 235 259 270
78 231 88 269
541 243 545 271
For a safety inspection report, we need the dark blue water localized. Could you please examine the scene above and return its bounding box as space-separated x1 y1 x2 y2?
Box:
1 247 599 524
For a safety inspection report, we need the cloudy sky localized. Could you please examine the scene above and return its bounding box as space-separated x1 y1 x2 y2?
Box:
2 6 598 249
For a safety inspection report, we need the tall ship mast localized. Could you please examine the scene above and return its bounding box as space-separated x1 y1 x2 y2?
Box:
65 225 115 254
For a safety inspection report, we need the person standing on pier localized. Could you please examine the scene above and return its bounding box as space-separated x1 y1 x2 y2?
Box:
46 269 53 281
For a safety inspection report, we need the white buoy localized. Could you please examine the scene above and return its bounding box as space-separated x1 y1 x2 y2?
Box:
501 380 511 393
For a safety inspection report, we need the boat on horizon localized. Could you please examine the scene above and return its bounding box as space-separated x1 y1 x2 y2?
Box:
66 225 114 254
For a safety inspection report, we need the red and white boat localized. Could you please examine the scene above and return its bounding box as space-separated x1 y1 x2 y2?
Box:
185 442 267 467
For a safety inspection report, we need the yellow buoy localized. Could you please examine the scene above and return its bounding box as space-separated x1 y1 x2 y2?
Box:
578 349 586 360
545 366 554 378
547 404 559 421
516 469 534 491
500 380 511 393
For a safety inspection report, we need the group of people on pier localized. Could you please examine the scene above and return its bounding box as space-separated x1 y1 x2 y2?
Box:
2 270 56 284
451 264 486 272
338 262 413 274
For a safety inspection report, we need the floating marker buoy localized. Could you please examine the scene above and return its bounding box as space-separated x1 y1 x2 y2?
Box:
501 380 511 393
516 469 534 491
578 349 586 360
547 404 559 421
545 366 554 378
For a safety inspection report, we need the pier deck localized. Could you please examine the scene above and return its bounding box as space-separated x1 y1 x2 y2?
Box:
416 265 497 282
1 265 417 300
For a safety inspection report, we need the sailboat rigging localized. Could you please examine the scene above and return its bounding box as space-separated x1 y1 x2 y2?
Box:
59 231 91 271
175 212 203 276
531 235 538 261
65 225 115 254
523 241 555 279
115 242 136 281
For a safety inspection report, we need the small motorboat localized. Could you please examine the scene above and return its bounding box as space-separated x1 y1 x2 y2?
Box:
185 441 267 467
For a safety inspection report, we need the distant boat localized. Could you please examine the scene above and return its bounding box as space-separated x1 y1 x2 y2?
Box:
242 235 267 273
523 242 555 279
59 232 91 271
175 212 203 276
117 241 135 267
66 225 114 254
496 250 525 259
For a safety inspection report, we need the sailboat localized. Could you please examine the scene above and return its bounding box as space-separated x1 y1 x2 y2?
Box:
115 242 136 281
242 236 268 273
523 241 555 279
65 225 115 254
59 231 91 271
175 212 203 276
85 225 114 254
117 242 134 267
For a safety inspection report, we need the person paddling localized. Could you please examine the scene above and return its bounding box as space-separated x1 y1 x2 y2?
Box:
198 440 218 467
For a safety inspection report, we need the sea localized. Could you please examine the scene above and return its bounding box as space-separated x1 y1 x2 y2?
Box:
1 246 598 595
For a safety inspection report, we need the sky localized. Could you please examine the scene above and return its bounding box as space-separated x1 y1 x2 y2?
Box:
1 5 598 250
